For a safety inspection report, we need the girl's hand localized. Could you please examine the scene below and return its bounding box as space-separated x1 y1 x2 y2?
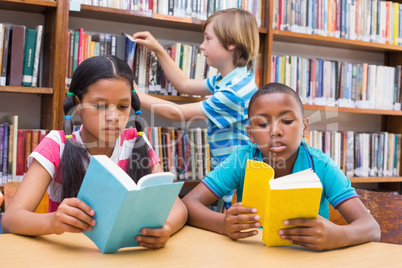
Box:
278 215 343 251
51 198 96 234
132 31 162 52
136 222 172 249
224 202 261 240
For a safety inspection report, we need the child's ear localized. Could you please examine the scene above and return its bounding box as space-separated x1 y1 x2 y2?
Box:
246 125 255 143
302 117 310 137
228 44 236 51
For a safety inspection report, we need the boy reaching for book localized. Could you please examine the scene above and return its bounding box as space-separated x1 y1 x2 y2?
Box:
131 8 259 168
182 83 381 251
1 56 187 249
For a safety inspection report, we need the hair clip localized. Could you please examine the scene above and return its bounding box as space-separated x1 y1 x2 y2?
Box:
137 132 144 136
135 110 142 115
64 115 72 120
65 135 73 139
67 92 75 96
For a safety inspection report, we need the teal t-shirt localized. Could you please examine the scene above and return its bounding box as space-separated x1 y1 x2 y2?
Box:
202 141 357 218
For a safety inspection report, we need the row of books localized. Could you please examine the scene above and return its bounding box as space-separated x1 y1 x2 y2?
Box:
145 126 212 181
0 23 43 87
271 54 402 110
135 42 218 96
273 0 402 45
0 115 48 184
304 130 401 178
75 0 263 26
65 29 221 97
65 29 133 86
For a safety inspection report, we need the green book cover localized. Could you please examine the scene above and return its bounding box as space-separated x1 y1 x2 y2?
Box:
22 28 37 87
73 30 80 73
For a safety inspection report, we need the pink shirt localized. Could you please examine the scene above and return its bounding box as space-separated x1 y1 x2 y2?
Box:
28 128 160 212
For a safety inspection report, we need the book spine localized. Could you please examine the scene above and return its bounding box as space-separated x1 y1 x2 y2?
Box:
8 25 26 86
24 130 32 174
0 24 3 77
73 31 80 73
0 25 9 86
22 28 37 87
31 25 43 87
77 28 84 65
16 129 25 180
0 124 3 180
2 123 9 183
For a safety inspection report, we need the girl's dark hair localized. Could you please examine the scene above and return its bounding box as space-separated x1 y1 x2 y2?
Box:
59 55 151 200
248 83 304 116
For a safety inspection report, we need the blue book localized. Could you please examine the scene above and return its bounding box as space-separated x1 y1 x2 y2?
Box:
340 0 346 38
400 5 402 45
77 155 184 254
318 58 324 98
123 33 137 71
345 63 353 100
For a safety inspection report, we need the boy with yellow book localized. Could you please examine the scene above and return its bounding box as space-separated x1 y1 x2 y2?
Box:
183 83 380 250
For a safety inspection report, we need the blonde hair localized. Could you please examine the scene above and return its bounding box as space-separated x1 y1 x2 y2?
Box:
203 8 259 70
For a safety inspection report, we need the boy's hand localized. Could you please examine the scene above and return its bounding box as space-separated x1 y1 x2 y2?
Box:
51 198 96 234
132 31 163 52
224 202 261 240
278 215 343 251
136 222 172 249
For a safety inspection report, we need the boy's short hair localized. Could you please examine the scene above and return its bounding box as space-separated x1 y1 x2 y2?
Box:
249 83 304 115
203 8 259 70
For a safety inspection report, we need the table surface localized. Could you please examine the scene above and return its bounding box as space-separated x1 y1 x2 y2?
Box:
0 225 401 267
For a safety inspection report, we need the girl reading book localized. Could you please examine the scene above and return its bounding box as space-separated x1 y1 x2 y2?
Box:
182 82 380 250
1 55 187 249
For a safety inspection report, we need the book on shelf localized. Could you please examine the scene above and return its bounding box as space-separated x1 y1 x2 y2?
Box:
0 24 10 86
0 115 18 183
304 130 402 178
7 24 26 86
0 24 4 84
22 28 37 87
76 155 184 253
242 160 323 247
31 25 43 87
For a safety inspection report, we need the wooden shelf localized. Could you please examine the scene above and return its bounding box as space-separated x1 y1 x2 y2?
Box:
0 86 53 94
149 94 205 102
350 177 402 183
273 30 402 53
70 5 204 32
70 5 268 34
0 0 57 13
304 104 402 116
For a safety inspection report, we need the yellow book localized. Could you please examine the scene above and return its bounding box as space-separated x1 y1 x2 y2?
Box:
242 160 322 247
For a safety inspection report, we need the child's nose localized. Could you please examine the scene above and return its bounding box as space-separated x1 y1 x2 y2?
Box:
106 105 118 121
270 122 283 137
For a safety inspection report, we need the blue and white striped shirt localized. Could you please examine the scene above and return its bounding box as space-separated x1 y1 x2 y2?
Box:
201 66 258 167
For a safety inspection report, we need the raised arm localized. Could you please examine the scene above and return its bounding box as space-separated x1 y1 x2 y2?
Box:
132 31 211 96
136 88 207 122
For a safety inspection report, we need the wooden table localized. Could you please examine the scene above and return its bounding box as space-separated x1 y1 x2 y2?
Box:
0 226 401 267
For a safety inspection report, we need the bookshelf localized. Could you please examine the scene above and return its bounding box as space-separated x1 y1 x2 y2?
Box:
0 0 67 130
267 0 402 193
